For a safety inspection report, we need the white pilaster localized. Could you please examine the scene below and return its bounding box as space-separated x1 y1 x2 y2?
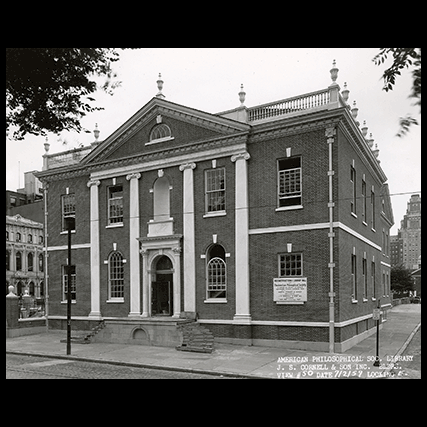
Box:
172 247 182 318
87 179 101 318
179 162 197 314
231 152 251 324
140 248 149 317
127 173 142 317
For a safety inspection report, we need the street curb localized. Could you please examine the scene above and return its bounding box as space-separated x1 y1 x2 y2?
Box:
6 349 267 379
387 321 421 378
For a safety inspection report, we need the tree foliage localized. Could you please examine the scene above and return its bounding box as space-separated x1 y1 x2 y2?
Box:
391 264 414 296
6 48 137 140
372 48 421 137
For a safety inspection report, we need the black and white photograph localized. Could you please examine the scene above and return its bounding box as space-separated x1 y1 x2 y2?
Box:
6 48 421 379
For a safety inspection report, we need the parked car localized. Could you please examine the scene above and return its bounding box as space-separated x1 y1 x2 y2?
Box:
411 296 421 304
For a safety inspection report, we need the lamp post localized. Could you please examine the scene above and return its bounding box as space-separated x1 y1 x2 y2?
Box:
373 298 381 367
65 217 75 355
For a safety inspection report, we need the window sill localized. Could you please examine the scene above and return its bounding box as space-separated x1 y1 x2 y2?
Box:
204 299 227 304
203 211 226 218
363 298 368 303
106 298 124 303
362 221 368 226
351 212 358 218
351 299 358 304
61 300 77 304
106 223 124 229
145 136 175 146
60 230 76 235
275 205 303 212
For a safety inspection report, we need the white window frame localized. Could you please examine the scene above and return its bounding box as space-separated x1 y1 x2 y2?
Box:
205 168 226 215
108 251 125 301
277 157 302 210
61 193 76 232
278 253 303 277
108 185 124 226
62 265 76 302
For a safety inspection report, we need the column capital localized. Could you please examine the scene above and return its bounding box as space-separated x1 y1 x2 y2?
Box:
231 152 250 163
126 172 142 181
179 162 196 172
87 179 101 188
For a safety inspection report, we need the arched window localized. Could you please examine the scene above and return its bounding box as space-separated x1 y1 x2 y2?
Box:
149 124 172 142
108 252 124 300
16 251 22 271
28 253 34 271
206 244 227 300
39 254 44 272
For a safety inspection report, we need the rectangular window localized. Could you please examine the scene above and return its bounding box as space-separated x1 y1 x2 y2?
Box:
350 166 356 214
108 185 124 225
362 179 367 222
371 189 376 229
62 194 76 231
205 168 226 213
278 157 302 208
371 261 376 299
351 254 357 301
62 265 76 301
362 256 368 300
279 253 303 277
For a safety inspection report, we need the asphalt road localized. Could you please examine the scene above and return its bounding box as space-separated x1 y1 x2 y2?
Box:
6 354 236 379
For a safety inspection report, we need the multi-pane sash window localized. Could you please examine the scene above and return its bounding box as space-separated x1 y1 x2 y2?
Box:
108 252 125 299
363 256 368 300
63 265 76 301
351 254 357 301
278 157 302 208
62 194 76 231
279 253 303 277
350 166 356 214
108 185 124 225
205 168 226 213
371 261 376 299
362 178 367 222
206 244 227 299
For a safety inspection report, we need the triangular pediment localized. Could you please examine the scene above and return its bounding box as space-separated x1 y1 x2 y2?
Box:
83 97 250 164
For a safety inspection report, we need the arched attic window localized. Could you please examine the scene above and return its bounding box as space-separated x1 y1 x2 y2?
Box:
148 123 173 144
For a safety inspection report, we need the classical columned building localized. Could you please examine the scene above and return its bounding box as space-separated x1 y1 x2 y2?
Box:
36 65 393 352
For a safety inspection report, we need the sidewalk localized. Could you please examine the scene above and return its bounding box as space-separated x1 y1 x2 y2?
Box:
6 304 421 379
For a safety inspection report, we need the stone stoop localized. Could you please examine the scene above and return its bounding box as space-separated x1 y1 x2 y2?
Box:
176 322 214 353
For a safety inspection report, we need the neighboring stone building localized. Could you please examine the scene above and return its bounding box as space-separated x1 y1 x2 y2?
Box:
35 64 393 352
6 214 44 297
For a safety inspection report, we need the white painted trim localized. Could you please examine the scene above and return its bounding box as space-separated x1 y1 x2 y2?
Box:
381 261 391 268
199 314 377 328
249 222 330 235
47 243 91 252
145 136 175 146
90 143 247 181
249 221 382 252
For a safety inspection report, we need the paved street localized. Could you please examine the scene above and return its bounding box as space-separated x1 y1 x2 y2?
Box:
6 354 236 379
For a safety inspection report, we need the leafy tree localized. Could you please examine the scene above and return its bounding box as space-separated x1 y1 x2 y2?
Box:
372 48 421 137
6 48 138 140
391 264 414 296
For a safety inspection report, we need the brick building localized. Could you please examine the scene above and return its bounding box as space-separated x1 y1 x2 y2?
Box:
36 64 393 352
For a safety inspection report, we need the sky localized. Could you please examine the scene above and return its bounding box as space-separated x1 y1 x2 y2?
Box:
6 48 421 234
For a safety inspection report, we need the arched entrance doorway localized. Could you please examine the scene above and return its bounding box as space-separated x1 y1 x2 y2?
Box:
152 255 173 316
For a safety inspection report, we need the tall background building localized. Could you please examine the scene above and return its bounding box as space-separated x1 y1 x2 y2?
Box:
390 194 421 270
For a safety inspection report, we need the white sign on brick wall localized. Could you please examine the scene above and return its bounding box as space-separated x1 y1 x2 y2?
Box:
273 277 307 304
